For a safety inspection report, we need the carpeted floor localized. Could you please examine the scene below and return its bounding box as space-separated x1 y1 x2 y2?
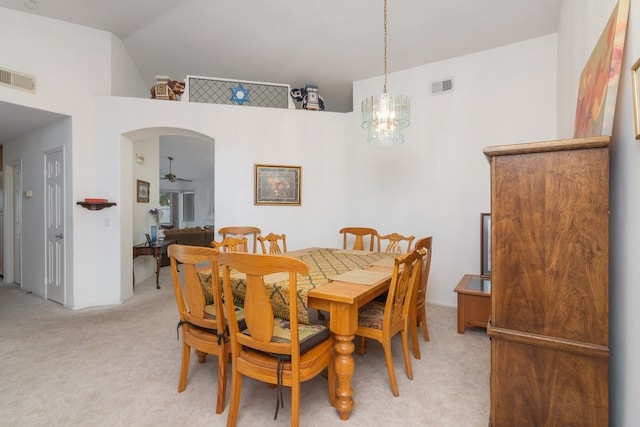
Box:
0 268 490 426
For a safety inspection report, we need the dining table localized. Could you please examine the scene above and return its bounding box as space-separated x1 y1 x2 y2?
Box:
197 247 396 421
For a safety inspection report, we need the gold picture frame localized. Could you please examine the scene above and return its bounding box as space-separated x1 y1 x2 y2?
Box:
632 57 640 139
254 164 301 206
136 179 150 203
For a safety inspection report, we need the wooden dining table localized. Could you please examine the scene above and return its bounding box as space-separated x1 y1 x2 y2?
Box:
305 252 394 421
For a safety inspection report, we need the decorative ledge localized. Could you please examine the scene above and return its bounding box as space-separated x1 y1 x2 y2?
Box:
77 202 116 211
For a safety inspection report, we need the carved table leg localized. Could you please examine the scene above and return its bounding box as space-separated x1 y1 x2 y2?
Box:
334 334 355 420
154 254 161 289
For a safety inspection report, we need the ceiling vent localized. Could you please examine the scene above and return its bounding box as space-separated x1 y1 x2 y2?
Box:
431 78 453 95
0 67 36 94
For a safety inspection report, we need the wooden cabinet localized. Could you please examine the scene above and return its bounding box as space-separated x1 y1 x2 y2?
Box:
484 136 609 426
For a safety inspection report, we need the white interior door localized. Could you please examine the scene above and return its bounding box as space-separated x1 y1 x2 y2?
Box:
45 150 65 304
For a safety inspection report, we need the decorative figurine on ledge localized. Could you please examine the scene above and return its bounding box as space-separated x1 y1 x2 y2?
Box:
290 85 325 111
150 75 185 101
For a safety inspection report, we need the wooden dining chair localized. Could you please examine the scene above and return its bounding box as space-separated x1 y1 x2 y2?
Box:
410 236 433 359
211 236 248 253
340 227 378 251
218 252 336 427
258 232 287 254
218 226 261 253
355 248 423 397
377 232 415 254
168 244 230 414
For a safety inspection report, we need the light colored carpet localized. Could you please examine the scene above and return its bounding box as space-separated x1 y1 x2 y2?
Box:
0 268 490 426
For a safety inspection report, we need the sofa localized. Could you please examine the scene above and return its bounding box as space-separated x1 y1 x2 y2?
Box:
160 226 215 266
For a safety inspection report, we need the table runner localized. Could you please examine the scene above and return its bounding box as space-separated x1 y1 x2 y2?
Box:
199 248 394 324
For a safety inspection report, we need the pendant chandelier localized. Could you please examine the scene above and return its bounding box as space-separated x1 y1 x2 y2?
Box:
361 0 410 145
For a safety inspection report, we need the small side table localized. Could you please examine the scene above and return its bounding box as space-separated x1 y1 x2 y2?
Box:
454 274 491 334
132 239 177 289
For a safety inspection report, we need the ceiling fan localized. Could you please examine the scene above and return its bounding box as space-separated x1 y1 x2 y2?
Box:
160 156 192 182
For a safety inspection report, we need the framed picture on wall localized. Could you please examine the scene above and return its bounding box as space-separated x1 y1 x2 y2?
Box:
254 164 301 206
481 213 491 277
137 179 150 203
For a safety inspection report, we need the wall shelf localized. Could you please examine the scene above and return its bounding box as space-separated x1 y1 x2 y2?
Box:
77 202 116 211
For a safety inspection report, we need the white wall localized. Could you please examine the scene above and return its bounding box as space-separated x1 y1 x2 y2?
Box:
352 34 557 307
557 0 640 425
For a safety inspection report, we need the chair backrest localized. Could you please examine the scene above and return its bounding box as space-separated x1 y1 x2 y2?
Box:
258 232 287 254
413 236 433 310
340 227 378 251
218 226 261 253
168 244 225 332
212 236 248 252
383 248 423 330
377 232 415 254
218 252 309 361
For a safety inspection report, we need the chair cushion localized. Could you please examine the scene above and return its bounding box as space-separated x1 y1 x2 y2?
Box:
358 301 385 330
243 318 330 355
205 303 247 330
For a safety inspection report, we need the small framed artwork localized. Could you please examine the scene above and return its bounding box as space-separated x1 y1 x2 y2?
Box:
632 57 640 139
481 213 491 277
136 179 150 203
254 164 301 206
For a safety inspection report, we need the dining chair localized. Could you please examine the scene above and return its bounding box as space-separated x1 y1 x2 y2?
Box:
410 236 433 359
211 236 248 253
218 226 261 253
377 232 415 254
218 252 336 427
355 248 423 397
339 227 378 251
168 244 232 414
258 232 287 254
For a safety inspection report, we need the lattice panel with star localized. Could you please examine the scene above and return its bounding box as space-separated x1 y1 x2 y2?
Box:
185 75 293 109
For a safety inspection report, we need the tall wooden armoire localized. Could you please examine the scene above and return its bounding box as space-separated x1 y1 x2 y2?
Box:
484 136 609 426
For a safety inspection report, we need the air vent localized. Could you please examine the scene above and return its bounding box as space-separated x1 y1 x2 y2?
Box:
431 78 453 95
0 67 36 94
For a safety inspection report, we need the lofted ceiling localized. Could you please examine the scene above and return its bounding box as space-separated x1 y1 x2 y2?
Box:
0 0 561 178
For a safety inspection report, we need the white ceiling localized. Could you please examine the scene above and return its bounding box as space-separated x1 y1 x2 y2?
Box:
0 0 561 178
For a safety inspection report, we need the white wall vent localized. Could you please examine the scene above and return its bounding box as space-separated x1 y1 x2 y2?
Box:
0 67 36 94
431 78 453 95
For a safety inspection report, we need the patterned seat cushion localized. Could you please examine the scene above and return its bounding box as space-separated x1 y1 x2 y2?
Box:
243 318 330 355
358 301 386 330
205 303 247 330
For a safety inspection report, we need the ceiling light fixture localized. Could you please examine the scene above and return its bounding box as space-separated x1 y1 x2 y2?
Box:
361 0 410 145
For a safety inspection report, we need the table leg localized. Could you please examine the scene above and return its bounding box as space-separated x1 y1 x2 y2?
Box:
334 334 355 420
154 255 161 289
329 302 358 420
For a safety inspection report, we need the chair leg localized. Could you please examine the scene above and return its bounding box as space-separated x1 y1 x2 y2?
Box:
215 346 228 414
195 349 207 363
178 340 190 392
419 308 430 341
410 317 421 360
401 329 414 381
382 341 399 397
356 336 367 356
291 382 301 427
226 369 243 427
327 357 336 407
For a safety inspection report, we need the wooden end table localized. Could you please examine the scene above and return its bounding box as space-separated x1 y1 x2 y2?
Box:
454 274 491 334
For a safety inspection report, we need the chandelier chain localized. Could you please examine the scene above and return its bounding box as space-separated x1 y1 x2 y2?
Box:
383 0 388 94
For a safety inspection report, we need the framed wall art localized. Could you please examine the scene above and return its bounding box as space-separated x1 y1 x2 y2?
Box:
254 164 301 206
136 179 150 203
573 0 630 138
632 57 640 139
481 213 491 277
